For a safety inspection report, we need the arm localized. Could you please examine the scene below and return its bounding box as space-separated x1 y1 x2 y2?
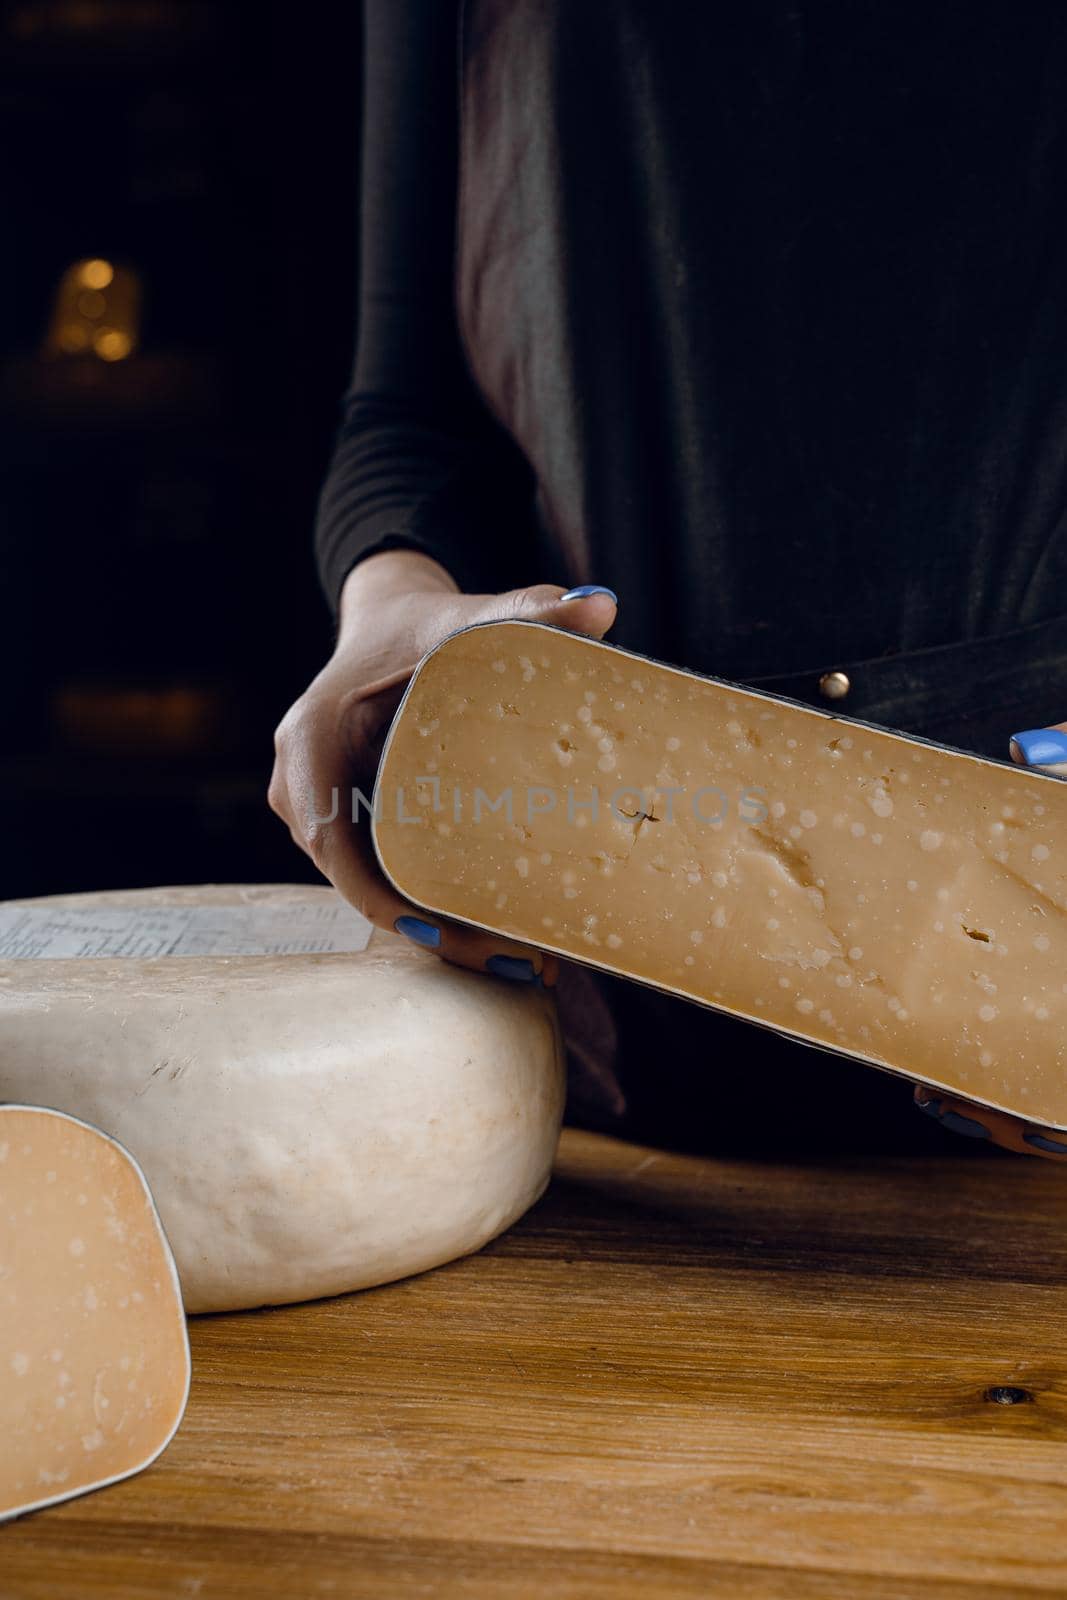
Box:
271 0 617 969
314 0 539 613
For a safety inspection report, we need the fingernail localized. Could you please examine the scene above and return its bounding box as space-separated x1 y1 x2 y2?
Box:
485 954 537 982
560 585 618 604
940 1109 992 1140
1009 728 1067 767
394 916 441 948
916 1095 991 1139
1023 1130 1067 1155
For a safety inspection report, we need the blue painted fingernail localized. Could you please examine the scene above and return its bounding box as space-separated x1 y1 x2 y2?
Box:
485 954 537 982
394 916 441 948
1024 1130 1067 1154
1009 728 1067 766
561 585 618 604
917 1097 990 1139
940 1109 992 1140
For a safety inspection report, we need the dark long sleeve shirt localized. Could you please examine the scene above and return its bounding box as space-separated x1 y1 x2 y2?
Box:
315 0 540 605
317 0 1067 701
315 0 1067 1153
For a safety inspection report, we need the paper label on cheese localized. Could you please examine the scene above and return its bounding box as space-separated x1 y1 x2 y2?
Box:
0 899 373 960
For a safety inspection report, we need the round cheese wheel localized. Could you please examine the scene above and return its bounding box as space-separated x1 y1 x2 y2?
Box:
0 886 565 1313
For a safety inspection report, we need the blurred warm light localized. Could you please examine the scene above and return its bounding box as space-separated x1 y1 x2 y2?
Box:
7 3 197 43
44 258 141 362
93 328 133 362
53 684 225 753
54 323 90 353
79 258 114 291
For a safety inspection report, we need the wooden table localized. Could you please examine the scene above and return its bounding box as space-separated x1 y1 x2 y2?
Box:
6 1129 1067 1598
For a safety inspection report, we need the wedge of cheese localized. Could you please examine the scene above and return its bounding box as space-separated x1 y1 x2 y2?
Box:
1 1105 189 1523
0 885 564 1313
374 620 1067 1130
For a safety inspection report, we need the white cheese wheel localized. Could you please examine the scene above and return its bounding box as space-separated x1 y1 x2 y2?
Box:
0 886 565 1313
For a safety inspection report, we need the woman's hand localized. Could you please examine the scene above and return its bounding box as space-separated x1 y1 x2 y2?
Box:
913 717 1067 1160
268 549 618 980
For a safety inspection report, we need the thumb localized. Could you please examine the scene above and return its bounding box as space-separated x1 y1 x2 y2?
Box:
469 581 619 641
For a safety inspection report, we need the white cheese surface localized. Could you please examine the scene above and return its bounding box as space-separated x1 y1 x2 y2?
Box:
0 885 565 1313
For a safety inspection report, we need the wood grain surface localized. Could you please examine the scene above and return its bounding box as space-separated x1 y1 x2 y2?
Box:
5 1129 1067 1599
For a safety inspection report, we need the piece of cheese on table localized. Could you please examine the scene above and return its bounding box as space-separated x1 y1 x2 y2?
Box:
1 1105 189 1523
374 620 1067 1129
0 885 564 1313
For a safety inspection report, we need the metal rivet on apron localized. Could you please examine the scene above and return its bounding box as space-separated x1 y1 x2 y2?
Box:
818 670 851 700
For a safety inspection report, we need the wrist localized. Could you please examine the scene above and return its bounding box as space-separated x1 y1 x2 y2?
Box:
338 548 458 631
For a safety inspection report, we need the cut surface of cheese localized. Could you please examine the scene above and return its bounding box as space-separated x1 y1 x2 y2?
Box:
0 886 565 1313
374 620 1067 1129
1 1104 189 1523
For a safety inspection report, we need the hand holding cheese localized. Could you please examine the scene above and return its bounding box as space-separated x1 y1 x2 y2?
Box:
269 548 617 981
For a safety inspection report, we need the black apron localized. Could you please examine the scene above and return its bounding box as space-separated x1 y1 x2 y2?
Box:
454 0 1067 1153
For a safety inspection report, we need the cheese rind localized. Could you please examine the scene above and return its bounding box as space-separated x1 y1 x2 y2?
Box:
0 886 565 1313
374 620 1067 1129
1 1104 190 1523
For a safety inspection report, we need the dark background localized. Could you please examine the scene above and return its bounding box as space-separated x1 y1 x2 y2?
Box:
1 0 362 899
